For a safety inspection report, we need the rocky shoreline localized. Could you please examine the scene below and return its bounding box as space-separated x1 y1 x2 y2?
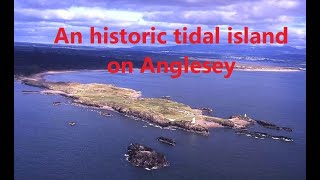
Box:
236 130 293 142
126 143 169 170
255 119 293 132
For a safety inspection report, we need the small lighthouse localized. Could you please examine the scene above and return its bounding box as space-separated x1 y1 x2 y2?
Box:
191 117 196 124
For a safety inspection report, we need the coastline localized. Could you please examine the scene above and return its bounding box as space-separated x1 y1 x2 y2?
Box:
22 64 303 81
14 63 303 81
179 64 302 72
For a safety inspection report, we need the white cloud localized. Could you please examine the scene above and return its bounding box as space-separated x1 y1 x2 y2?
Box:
15 6 144 22
266 0 299 9
14 0 306 46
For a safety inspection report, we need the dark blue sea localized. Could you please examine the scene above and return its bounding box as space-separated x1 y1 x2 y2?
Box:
14 70 306 180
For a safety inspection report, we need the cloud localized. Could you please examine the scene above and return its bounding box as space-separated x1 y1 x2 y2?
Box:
15 7 144 22
14 0 306 47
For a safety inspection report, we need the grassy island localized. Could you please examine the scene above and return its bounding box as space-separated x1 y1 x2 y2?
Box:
19 71 253 135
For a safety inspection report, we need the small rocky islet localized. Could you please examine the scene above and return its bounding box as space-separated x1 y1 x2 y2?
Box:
99 111 113 117
52 101 62 106
236 130 293 142
21 90 39 94
126 143 169 170
160 96 171 100
255 119 293 132
68 122 76 126
157 137 176 146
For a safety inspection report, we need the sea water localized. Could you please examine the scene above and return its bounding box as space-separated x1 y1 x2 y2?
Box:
14 70 306 180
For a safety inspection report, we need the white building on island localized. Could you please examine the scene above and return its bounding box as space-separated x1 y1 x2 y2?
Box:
191 117 196 124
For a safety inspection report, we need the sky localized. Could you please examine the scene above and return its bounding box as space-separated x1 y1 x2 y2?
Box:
14 0 306 47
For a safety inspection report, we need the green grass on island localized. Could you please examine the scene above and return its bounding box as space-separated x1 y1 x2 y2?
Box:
47 82 202 123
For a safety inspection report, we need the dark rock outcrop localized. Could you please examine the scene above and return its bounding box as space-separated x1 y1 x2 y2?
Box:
196 107 213 115
197 107 213 112
157 137 176 146
21 90 39 94
68 122 76 126
21 79 49 88
230 115 292 132
281 127 293 132
52 101 62 106
161 96 171 100
126 143 169 170
236 130 293 142
255 119 280 129
255 119 292 132
100 112 112 117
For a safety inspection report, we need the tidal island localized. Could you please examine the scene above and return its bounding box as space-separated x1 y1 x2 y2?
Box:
17 71 292 139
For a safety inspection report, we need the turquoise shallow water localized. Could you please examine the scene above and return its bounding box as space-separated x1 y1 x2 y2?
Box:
14 70 306 180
